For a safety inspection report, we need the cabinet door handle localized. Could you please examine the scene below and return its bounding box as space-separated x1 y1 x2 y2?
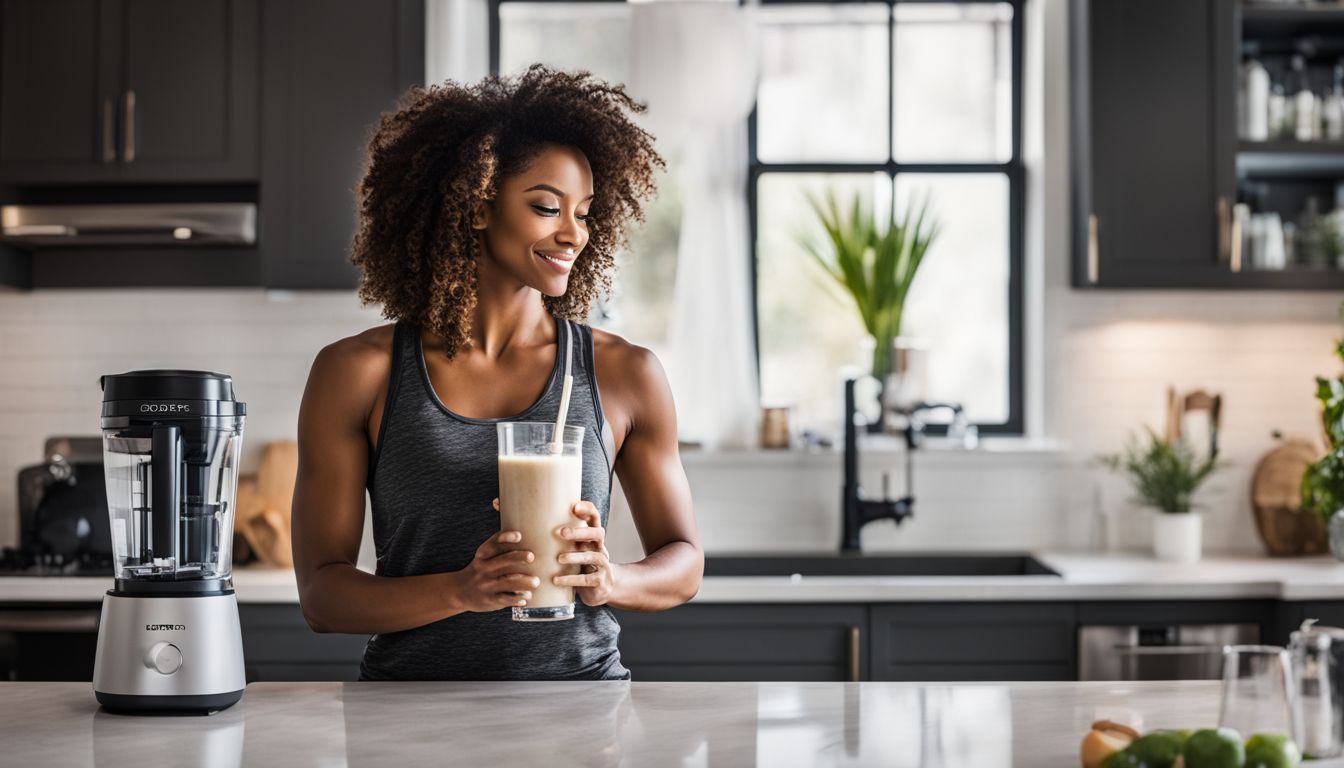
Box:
1230 204 1244 273
847 625 861 682
1087 213 1100 285
122 90 136 163
101 98 116 163
1216 196 1231 265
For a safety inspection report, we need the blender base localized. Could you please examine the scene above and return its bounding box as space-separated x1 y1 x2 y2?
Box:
96 689 243 715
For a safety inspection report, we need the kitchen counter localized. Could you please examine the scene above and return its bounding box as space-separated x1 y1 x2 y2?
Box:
9 679 1336 767
3 551 1344 603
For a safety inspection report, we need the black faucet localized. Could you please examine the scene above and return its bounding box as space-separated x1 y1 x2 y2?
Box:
840 377 968 551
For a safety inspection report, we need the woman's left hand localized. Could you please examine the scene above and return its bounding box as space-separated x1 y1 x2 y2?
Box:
554 501 618 607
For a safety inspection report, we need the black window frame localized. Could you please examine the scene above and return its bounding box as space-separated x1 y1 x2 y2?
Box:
490 0 1025 435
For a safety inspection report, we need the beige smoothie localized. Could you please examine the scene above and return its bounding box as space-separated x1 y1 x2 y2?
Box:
498 453 585 612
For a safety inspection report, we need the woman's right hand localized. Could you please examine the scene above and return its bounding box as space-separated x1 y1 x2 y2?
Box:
450 530 539 613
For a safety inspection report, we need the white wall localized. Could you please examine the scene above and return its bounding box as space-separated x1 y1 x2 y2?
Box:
0 0 1341 562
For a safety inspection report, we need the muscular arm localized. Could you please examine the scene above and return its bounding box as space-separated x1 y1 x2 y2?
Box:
291 337 462 633
603 345 703 612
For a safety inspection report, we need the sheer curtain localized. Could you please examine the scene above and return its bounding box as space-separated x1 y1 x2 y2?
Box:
630 0 762 450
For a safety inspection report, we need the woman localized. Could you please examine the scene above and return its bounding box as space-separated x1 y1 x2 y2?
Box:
291 65 702 681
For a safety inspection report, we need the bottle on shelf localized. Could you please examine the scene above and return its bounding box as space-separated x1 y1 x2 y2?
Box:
1293 55 1318 141
1243 57 1271 141
1327 61 1344 142
1294 197 1341 268
1270 82 1289 140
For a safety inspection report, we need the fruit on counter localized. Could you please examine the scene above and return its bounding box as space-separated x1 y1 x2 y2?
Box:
1244 733 1300 768
1082 720 1139 768
1183 728 1245 768
1101 729 1192 768
1129 730 1188 767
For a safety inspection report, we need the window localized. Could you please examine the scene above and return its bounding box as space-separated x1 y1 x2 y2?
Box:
494 1 682 352
751 0 1023 434
492 0 1024 435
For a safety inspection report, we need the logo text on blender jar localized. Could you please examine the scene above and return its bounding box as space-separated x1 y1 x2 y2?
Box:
140 403 190 413
145 624 187 631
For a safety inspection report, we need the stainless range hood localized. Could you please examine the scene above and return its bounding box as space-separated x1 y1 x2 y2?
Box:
0 203 256 247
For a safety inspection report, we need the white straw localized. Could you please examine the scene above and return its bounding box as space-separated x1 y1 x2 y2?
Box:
550 323 575 453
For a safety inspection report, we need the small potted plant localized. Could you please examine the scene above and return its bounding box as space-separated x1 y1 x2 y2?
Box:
1100 429 1221 562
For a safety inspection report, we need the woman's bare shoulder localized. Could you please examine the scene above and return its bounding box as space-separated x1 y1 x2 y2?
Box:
305 324 397 411
590 327 672 414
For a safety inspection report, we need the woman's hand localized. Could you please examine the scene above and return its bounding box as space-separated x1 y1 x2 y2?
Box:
450 526 539 614
554 501 618 607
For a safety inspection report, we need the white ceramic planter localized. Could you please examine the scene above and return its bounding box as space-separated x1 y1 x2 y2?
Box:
1152 511 1202 562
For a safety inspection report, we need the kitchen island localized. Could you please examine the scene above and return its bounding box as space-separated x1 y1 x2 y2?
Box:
0 679 1302 766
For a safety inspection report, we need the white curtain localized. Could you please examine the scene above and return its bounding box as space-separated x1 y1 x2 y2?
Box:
630 0 762 450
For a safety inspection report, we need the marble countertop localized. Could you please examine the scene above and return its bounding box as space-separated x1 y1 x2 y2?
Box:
5 551 1344 604
11 679 1337 767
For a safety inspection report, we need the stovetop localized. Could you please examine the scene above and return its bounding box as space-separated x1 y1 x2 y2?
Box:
0 547 113 577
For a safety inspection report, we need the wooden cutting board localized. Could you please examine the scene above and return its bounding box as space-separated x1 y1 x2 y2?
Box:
1251 436 1327 556
234 441 298 568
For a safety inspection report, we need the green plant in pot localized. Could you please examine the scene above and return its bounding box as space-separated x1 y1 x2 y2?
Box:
1303 302 1344 559
798 188 939 386
1099 428 1220 562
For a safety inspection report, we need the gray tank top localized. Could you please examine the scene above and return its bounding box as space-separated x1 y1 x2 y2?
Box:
359 316 628 681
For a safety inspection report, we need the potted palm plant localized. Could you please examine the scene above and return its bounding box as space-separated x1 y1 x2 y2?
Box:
1100 429 1221 562
799 188 939 387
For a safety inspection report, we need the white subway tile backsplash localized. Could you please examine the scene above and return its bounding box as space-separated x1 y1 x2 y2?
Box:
0 286 1340 562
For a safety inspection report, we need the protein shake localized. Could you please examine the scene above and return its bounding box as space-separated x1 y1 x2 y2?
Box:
497 422 585 621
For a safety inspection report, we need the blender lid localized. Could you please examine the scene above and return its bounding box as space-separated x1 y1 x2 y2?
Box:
100 370 246 418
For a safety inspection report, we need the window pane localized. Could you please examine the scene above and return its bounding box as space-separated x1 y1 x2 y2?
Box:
756 173 890 433
597 165 681 346
499 3 631 83
893 3 1013 163
895 173 1010 423
499 3 679 349
757 4 890 163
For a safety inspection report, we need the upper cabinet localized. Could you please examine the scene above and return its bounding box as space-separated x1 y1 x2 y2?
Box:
1072 0 1344 289
0 0 259 184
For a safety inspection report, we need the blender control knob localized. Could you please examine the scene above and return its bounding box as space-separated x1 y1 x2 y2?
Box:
145 642 183 675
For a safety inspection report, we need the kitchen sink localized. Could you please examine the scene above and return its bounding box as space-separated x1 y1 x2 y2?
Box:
702 553 1060 578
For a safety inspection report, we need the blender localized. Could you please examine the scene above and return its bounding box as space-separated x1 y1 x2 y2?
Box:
92 370 247 714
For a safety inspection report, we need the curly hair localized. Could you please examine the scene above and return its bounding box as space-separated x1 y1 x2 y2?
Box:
349 64 665 360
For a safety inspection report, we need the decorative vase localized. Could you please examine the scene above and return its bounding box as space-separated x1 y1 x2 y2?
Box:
1152 511 1202 563
1328 511 1344 561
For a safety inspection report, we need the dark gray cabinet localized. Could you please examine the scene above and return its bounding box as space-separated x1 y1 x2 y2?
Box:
258 0 424 290
614 604 868 682
240 603 368 683
1072 0 1344 290
1071 0 1239 289
0 0 260 184
870 603 1075 682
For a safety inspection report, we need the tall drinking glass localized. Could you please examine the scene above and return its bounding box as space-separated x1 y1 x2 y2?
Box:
1219 645 1301 741
497 422 585 621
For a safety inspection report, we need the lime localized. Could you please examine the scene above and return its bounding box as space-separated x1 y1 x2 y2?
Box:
1101 749 1139 768
1128 730 1185 767
1183 728 1245 768
1244 733 1301 768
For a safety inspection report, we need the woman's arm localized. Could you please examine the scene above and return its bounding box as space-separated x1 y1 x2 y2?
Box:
583 342 702 612
292 334 536 634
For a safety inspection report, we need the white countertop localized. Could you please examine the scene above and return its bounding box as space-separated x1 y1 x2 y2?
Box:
4 551 1344 604
14 679 1342 767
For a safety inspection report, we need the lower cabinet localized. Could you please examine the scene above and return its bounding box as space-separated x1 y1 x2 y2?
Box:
239 604 368 683
869 603 1076 682
226 599 1341 684
614 604 867 682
